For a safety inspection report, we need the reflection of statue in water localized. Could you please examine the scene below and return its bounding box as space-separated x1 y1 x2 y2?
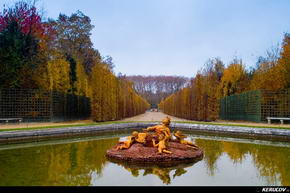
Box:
111 161 199 185
124 167 140 177
173 168 187 178
143 167 171 184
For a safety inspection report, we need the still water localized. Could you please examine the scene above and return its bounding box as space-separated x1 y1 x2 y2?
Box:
0 130 289 186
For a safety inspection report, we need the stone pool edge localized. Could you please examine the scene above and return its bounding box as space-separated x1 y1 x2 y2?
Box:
0 122 290 142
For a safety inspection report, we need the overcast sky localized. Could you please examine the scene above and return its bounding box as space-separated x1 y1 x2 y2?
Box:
1 0 290 77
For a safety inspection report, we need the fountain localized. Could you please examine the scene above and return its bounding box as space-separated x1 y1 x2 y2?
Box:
106 117 204 165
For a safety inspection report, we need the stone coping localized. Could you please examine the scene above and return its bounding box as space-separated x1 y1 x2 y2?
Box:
0 122 290 142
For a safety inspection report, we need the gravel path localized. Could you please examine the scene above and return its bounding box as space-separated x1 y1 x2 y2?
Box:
120 111 190 122
121 111 290 128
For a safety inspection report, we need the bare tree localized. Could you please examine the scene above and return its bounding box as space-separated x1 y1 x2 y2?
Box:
126 75 189 108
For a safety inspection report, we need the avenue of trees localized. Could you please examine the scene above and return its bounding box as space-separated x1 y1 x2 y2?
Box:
159 34 290 121
0 1 149 121
126 75 189 108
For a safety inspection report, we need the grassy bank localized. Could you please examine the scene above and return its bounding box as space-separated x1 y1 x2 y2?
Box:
0 120 289 132
0 121 139 132
174 121 290 130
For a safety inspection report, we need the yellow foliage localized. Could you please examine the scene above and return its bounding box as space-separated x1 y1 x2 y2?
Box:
278 34 290 88
218 61 248 97
90 63 150 121
47 56 71 93
250 63 285 91
75 60 89 96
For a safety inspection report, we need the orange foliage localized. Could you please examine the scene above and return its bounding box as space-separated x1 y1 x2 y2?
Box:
159 58 224 121
218 59 249 97
278 34 290 88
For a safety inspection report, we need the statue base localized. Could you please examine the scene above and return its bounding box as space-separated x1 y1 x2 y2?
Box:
106 142 203 167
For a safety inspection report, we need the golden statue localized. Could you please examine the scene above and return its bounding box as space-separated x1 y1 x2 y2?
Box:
116 131 148 150
173 131 199 149
145 116 171 140
153 133 172 154
116 131 138 150
115 116 199 154
134 131 148 144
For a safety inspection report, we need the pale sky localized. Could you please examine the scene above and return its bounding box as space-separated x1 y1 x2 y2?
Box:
1 0 290 77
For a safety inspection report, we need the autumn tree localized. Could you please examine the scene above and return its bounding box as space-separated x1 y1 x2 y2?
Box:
49 11 97 73
158 58 224 121
0 1 51 88
218 58 249 97
249 45 285 91
278 33 290 88
0 2 149 122
90 65 150 122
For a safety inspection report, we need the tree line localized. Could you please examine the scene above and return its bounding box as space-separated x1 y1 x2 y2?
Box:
0 1 150 121
159 34 290 121
126 75 189 108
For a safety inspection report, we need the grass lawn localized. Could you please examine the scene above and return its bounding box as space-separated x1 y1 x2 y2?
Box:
0 120 289 132
0 121 138 132
174 121 290 130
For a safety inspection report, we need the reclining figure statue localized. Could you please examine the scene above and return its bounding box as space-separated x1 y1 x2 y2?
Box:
173 130 199 149
115 116 199 153
116 131 148 150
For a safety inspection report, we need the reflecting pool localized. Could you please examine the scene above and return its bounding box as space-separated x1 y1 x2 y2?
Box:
0 130 289 186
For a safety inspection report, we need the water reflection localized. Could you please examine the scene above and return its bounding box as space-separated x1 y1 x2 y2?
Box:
195 138 290 185
0 132 289 186
0 137 118 186
107 159 202 184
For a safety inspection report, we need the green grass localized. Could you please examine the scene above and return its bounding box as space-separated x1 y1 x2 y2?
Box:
0 121 166 132
0 121 136 132
173 120 290 130
1 119 290 132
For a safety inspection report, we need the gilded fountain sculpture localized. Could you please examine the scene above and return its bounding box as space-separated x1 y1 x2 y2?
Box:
106 116 204 166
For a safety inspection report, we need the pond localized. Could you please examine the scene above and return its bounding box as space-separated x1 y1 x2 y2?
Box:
0 130 289 186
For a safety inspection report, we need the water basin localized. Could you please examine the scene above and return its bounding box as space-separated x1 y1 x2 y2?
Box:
0 129 289 186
